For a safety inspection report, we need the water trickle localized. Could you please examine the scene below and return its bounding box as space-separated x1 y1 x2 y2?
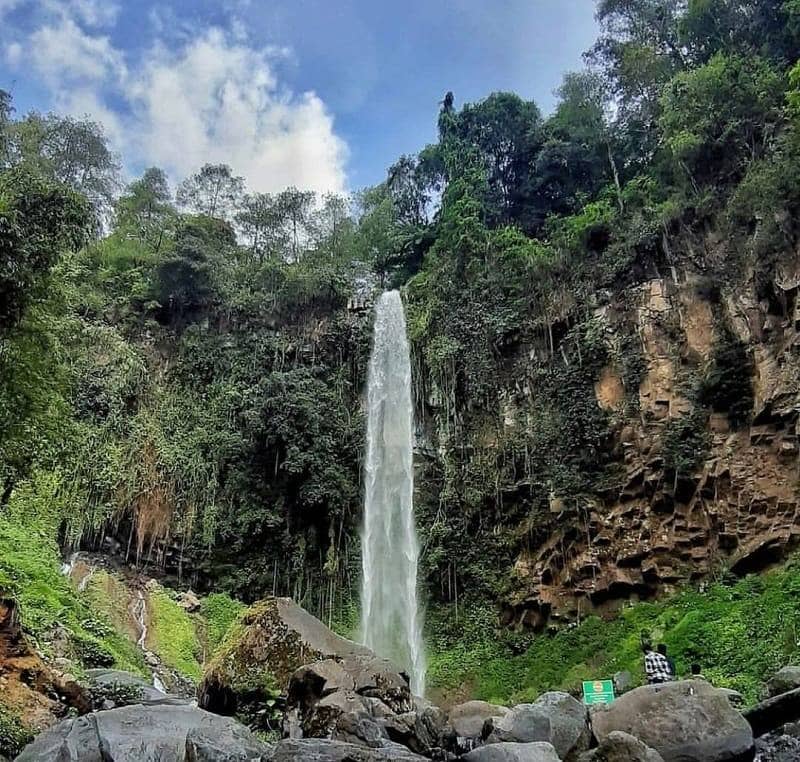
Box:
360 290 426 696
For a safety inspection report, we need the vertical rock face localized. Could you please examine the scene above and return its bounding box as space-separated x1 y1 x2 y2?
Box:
497 258 800 626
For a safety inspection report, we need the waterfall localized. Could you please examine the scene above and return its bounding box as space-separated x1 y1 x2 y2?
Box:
360 290 426 696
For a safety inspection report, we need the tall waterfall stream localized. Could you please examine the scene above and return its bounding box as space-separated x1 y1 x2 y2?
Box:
360 290 426 696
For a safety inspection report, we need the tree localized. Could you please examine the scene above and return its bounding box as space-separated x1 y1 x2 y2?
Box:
0 90 12 169
275 188 315 261
151 216 236 323
235 192 290 262
114 168 176 253
442 92 543 229
588 0 687 160
177 164 244 220
0 165 93 333
8 113 120 211
659 52 784 187
310 193 355 260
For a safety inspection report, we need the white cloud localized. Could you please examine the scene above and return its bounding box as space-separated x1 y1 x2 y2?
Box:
7 8 349 195
28 15 126 88
127 29 348 194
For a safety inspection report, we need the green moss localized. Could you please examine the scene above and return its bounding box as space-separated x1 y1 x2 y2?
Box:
0 485 144 675
147 588 203 680
0 704 33 758
427 559 800 707
200 592 246 652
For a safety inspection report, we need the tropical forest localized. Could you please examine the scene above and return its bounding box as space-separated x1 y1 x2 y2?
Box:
2 1 800 760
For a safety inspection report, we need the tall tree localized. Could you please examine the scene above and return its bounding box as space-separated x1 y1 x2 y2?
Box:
8 112 120 211
177 163 245 220
275 188 315 261
235 192 290 262
114 168 176 253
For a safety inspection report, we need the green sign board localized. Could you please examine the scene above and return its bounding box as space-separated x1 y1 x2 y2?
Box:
583 679 615 705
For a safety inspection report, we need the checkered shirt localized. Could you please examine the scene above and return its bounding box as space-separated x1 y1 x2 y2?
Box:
645 650 673 684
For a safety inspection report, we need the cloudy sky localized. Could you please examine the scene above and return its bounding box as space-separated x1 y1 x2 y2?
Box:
0 0 598 194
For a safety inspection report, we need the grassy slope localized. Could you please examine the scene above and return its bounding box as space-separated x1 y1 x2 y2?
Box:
427 561 800 706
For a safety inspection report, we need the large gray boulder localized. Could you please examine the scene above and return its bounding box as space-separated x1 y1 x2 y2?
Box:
185 724 273 761
15 704 271 761
767 667 800 698
463 741 561 762
744 687 800 737
85 668 188 707
486 692 590 760
578 731 664 762
269 739 427 760
448 700 509 743
590 680 754 762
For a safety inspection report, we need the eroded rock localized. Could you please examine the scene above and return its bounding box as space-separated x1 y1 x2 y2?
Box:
463 741 561 762
579 730 664 762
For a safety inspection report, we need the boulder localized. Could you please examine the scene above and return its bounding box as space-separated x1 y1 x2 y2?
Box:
15 704 269 761
269 739 428 761
486 692 590 760
744 686 800 737
85 668 188 707
185 724 273 761
177 591 202 613
754 729 800 762
590 680 754 762
378 702 447 754
198 597 378 717
448 700 509 742
767 667 800 698
463 741 561 761
578 731 664 762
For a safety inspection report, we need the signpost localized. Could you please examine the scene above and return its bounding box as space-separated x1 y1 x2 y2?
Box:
582 679 615 706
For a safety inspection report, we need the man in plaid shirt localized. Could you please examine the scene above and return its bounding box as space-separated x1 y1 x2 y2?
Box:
643 641 674 684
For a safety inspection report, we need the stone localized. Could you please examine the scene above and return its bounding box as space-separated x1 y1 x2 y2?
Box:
578 731 664 762
269 738 428 761
486 692 590 760
754 730 800 762
590 680 754 762
744 686 800 738
463 741 561 762
198 598 383 716
84 668 189 706
613 671 633 694
184 724 273 761
15 704 268 761
177 591 202 613
767 666 800 698
448 700 509 741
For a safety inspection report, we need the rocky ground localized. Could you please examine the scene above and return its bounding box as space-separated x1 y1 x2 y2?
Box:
9 592 800 761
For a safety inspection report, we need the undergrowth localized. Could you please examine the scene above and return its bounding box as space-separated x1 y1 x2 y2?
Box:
427 559 800 707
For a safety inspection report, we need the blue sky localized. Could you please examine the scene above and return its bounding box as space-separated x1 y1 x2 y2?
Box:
0 0 599 193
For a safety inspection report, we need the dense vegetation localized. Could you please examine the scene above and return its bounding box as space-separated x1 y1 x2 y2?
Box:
2 0 800 728
427 558 800 707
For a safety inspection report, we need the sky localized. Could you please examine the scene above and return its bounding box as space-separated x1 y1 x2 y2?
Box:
0 0 599 195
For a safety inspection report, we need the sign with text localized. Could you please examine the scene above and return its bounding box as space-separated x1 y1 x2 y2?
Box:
583 679 615 705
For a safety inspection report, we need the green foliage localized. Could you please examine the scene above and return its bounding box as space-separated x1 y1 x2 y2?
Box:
428 559 800 706
0 479 145 673
661 410 711 478
0 704 33 758
697 331 754 428
201 592 246 652
147 588 203 680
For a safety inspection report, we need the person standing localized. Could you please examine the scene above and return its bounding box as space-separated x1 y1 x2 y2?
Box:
643 641 673 684
657 643 676 679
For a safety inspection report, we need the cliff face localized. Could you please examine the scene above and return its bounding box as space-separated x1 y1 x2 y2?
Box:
413 242 800 629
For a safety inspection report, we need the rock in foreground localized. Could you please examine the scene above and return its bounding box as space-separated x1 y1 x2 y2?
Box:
269 739 427 760
463 741 561 762
590 680 754 762
15 704 272 761
579 730 664 762
198 597 375 717
485 691 590 760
